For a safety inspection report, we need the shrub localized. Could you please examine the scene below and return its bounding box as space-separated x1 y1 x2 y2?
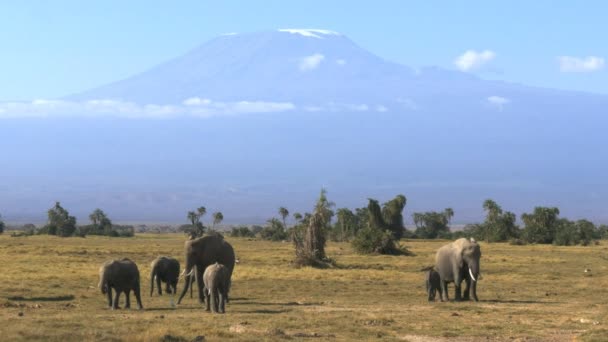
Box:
352 227 404 255
259 218 287 241
230 226 255 238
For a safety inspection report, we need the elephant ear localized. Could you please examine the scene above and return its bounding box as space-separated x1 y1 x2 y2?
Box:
453 240 467 268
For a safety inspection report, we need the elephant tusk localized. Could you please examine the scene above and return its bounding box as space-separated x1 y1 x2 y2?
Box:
469 268 477 282
185 268 194 278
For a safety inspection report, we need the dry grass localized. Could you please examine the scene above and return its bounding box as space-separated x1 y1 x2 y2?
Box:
0 234 607 341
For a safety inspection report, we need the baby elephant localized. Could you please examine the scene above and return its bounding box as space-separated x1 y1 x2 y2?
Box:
203 263 231 313
150 256 180 296
99 258 143 310
424 267 443 302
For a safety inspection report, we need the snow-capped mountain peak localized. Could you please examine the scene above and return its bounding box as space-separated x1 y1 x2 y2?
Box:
277 28 341 39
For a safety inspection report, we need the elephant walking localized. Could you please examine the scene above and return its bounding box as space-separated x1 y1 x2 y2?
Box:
177 235 235 305
98 258 143 309
435 238 481 302
203 262 231 313
424 267 443 302
150 256 180 296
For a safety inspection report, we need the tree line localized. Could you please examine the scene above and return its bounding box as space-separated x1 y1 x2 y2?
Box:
4 202 134 237
2 195 606 249
230 196 607 250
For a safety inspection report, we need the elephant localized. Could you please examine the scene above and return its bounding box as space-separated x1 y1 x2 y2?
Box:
98 258 143 309
150 256 180 296
435 238 481 302
203 262 231 313
423 267 443 302
177 234 235 305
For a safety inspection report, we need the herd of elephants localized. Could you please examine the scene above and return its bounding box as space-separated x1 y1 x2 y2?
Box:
98 235 482 313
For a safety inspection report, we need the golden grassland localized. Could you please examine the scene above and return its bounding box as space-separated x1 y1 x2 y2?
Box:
0 233 607 341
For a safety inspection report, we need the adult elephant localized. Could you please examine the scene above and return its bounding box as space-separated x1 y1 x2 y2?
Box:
435 238 481 302
177 235 235 305
98 258 143 309
150 256 180 296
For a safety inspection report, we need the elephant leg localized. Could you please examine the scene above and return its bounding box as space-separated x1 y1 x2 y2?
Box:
196 268 205 305
125 290 131 309
440 280 449 302
112 291 121 310
426 281 433 302
454 280 463 302
204 288 211 311
157 276 163 295
135 284 144 309
106 287 113 308
165 282 172 294
463 276 471 301
219 291 225 314
190 277 194 298
209 289 217 313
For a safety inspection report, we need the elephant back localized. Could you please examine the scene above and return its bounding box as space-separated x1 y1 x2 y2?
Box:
187 235 235 275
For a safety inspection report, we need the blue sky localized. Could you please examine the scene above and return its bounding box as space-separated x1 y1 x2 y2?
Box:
1 0 606 101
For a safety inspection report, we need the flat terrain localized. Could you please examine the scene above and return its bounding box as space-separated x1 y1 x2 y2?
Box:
0 234 607 341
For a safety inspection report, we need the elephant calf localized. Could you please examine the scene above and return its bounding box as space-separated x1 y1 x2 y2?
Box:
203 263 231 313
425 268 443 302
99 258 143 310
150 256 180 296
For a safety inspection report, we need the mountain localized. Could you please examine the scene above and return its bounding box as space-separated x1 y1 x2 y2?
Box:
70 29 482 105
2 29 608 224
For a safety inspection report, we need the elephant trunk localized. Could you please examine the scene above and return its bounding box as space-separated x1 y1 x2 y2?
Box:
177 261 195 304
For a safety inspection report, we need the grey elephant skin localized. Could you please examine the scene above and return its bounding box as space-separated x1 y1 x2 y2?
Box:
425 268 443 302
150 256 180 296
177 235 235 305
98 258 143 309
435 238 481 301
203 262 231 313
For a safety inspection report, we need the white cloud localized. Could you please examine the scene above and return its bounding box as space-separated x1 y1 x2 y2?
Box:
558 56 605 72
0 98 296 119
183 97 212 106
454 50 496 71
336 59 346 66
299 53 325 71
0 98 390 118
396 98 418 110
303 102 370 112
487 96 510 110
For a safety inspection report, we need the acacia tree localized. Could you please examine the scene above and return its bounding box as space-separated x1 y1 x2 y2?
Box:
334 208 358 241
521 207 560 244
212 211 224 229
352 198 405 254
89 208 113 234
293 212 303 224
184 206 206 239
279 207 289 228
381 195 407 239
479 199 518 242
45 202 77 237
293 189 334 267
412 209 452 239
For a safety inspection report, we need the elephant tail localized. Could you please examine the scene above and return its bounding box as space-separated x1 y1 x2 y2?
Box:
419 265 435 272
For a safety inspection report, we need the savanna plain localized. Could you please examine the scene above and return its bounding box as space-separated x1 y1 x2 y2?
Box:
1 234 607 341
